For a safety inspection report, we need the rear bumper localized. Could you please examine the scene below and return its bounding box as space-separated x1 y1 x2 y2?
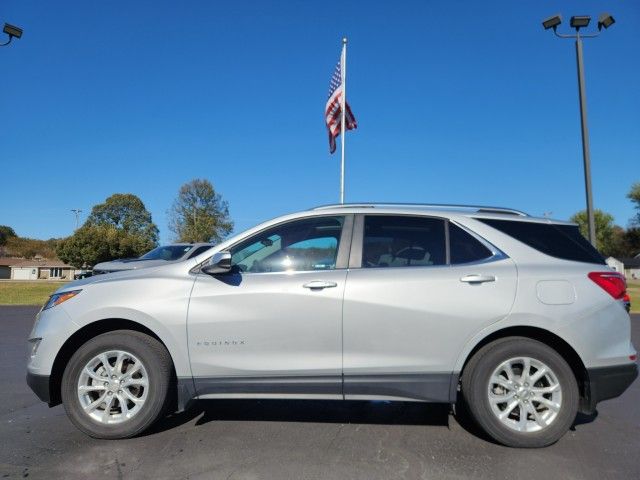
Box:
582 363 638 413
26 372 51 404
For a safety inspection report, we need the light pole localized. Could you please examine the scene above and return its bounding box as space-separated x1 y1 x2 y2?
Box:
71 209 83 230
0 23 23 47
542 13 615 247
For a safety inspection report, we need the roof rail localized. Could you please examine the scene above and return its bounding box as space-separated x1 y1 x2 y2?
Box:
311 203 529 216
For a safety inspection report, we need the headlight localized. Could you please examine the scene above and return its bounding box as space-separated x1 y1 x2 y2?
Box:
43 290 82 310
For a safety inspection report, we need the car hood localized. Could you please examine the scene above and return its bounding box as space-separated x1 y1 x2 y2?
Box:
58 268 146 291
56 260 196 294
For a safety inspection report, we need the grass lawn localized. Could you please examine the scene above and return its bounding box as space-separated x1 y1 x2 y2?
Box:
628 280 640 314
0 281 67 306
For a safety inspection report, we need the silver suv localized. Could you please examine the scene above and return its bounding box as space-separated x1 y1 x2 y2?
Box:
27 204 638 448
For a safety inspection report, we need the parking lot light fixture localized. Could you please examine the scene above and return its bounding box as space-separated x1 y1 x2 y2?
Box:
542 13 615 247
1 23 23 47
598 13 615 31
570 16 591 30
542 14 562 31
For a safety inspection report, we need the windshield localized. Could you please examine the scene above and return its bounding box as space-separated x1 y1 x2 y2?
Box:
139 245 193 261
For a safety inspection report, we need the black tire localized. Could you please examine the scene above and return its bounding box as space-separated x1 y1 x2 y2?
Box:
461 337 579 448
61 330 173 439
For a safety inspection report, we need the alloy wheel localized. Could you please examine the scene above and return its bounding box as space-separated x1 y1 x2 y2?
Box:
77 350 149 425
487 356 562 433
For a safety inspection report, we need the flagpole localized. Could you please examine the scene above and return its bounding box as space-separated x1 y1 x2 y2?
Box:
340 37 347 204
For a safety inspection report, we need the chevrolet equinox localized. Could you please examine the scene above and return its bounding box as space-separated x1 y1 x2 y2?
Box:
27 204 638 448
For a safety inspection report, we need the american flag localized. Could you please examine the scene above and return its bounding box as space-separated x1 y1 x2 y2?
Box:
325 56 357 154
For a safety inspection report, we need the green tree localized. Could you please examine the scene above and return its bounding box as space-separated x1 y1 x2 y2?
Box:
169 179 233 243
570 209 618 255
628 182 640 226
0 225 17 246
606 226 630 258
4 236 59 259
56 225 116 267
87 193 159 242
623 228 640 257
57 194 159 268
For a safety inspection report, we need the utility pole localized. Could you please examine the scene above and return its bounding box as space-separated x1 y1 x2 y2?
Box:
574 32 596 246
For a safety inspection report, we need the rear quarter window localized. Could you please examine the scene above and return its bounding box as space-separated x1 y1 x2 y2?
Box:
478 218 605 264
449 223 493 264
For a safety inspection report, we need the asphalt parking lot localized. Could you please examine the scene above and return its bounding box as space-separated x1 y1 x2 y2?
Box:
1 306 638 480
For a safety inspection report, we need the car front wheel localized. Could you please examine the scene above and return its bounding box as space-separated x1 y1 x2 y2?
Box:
61 330 172 439
461 337 579 448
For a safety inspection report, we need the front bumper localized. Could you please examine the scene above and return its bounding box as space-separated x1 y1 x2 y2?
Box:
26 372 51 404
582 363 638 413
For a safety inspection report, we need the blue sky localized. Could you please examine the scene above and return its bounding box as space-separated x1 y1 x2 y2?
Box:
1 0 638 243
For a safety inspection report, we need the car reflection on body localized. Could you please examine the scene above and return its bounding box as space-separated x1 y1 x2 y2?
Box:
92 243 213 274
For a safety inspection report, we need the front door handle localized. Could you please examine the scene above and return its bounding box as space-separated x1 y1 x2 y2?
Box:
460 274 496 284
303 280 338 290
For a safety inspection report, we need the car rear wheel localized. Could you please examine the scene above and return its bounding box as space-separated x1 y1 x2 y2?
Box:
61 330 172 439
461 337 579 448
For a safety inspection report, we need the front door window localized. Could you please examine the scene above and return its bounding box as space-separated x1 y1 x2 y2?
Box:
230 216 344 273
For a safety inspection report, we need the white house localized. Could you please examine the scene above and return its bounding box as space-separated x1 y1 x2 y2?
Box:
622 257 640 280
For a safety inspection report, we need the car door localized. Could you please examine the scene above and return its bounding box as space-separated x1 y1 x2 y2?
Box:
187 214 352 399
342 214 517 402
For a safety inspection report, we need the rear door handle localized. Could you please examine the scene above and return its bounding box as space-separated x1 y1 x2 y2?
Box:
303 281 338 290
460 274 496 284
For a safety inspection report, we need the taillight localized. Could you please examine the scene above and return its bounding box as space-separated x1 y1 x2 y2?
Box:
588 272 627 300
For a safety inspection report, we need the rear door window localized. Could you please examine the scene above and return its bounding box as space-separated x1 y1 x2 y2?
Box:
478 218 604 264
362 216 446 268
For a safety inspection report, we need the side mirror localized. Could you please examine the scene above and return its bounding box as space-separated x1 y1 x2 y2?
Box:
201 251 232 275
